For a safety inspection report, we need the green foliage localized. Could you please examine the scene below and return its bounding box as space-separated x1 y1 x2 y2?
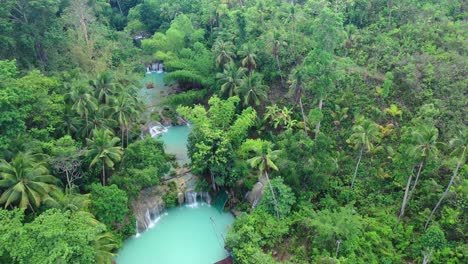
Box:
0 152 59 210
178 96 257 189
257 177 295 218
111 137 170 198
89 184 133 239
0 208 117 264
163 182 178 208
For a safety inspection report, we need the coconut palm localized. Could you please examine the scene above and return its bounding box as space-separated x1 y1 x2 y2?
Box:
267 30 287 88
216 62 245 97
289 68 308 135
246 140 281 220
425 130 466 229
239 44 257 73
240 72 267 107
86 129 123 186
0 152 59 210
44 188 91 213
396 124 439 227
212 39 235 67
346 118 382 188
81 106 116 138
94 232 118 264
89 71 117 105
113 95 141 148
68 84 98 127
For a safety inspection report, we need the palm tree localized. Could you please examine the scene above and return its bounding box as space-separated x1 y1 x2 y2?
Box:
81 106 116 138
212 39 235 67
94 232 118 264
68 84 98 127
425 130 466 229
86 129 123 186
346 118 382 188
113 96 140 148
267 30 287 88
396 124 439 227
216 62 245 97
239 44 257 74
0 152 59 210
246 140 281 220
289 68 308 135
89 71 117 105
240 72 268 107
44 188 91 213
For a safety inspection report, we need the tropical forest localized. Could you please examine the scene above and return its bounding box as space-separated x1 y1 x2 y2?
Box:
0 0 466 263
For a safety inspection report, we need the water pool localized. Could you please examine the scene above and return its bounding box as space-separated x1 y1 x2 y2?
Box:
158 125 191 166
115 204 234 264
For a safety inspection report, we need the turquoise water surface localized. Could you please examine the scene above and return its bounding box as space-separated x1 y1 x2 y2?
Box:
158 125 191 166
115 204 234 264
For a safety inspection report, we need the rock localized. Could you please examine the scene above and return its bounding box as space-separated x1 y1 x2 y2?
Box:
178 192 184 205
246 181 265 208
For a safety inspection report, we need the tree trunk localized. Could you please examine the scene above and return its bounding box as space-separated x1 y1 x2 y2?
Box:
121 126 125 149
275 54 285 89
395 172 414 229
410 158 425 194
315 97 323 138
351 146 364 188
102 161 106 186
425 149 464 229
116 0 123 15
210 168 217 191
299 97 308 136
265 171 280 220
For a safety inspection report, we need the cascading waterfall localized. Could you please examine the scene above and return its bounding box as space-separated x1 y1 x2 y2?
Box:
201 192 212 205
185 191 198 207
149 124 169 138
135 219 141 237
145 209 152 228
145 62 164 73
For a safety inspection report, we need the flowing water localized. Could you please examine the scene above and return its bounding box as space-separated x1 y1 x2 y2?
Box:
158 125 191 166
116 71 234 263
115 204 234 264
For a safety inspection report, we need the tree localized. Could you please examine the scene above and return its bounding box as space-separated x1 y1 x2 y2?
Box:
239 44 257 74
68 84 98 129
240 71 268 107
1 208 117 264
212 39 235 67
396 124 439 226
112 95 141 148
305 7 344 138
346 118 382 188
89 71 118 105
89 184 131 236
216 62 245 97
86 129 123 186
257 177 295 219
178 96 256 191
50 136 84 189
288 67 308 135
425 130 466 229
242 139 281 220
0 152 58 210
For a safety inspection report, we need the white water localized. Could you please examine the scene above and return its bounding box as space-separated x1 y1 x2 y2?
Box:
149 124 169 138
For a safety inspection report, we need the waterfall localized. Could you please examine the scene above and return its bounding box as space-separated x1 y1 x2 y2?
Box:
135 219 141 238
201 192 212 205
146 67 151 74
149 124 169 138
157 62 164 73
185 191 198 207
145 209 153 228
